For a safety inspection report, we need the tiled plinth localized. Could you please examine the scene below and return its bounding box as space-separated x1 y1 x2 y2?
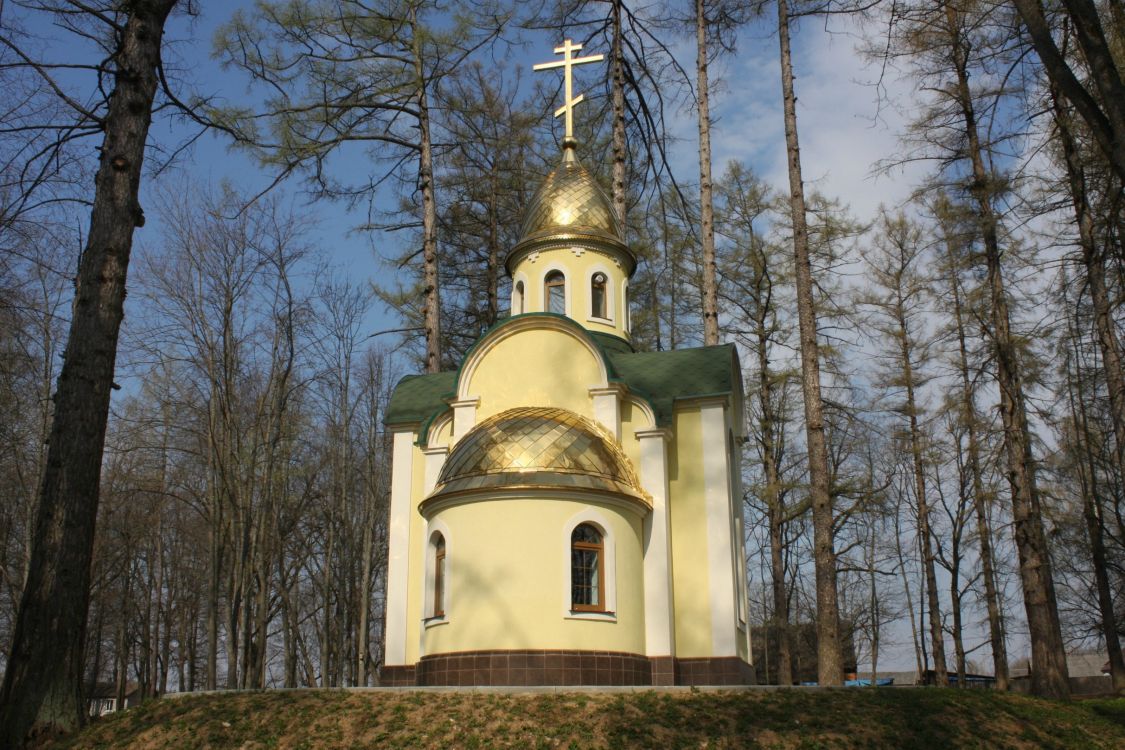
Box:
381 651 755 687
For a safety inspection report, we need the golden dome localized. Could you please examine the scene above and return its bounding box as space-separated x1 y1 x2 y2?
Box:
515 140 623 247
425 406 646 506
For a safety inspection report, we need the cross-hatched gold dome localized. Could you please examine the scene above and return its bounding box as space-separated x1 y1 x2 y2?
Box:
427 406 646 505
517 143 622 245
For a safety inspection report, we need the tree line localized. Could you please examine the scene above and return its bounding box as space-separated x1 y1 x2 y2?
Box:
0 0 1122 744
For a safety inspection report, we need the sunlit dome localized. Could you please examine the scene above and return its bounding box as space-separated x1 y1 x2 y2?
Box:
425 406 646 506
508 139 633 274
518 142 622 243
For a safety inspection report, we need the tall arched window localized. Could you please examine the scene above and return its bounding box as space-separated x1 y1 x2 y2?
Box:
545 270 566 314
591 272 607 319
433 533 446 617
571 524 604 611
514 280 525 315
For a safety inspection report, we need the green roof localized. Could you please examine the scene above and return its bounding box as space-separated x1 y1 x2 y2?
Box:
384 318 738 433
384 370 457 427
606 344 737 426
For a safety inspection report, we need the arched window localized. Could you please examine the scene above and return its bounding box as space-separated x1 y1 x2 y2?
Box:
545 270 566 314
514 280 525 315
571 524 604 611
591 272 608 319
622 279 630 331
433 533 446 617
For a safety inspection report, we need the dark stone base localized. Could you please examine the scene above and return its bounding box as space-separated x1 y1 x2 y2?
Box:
675 656 757 686
397 650 754 687
418 650 651 686
650 655 675 686
378 664 417 686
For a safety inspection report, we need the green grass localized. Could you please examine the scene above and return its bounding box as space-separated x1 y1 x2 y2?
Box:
43 688 1125 750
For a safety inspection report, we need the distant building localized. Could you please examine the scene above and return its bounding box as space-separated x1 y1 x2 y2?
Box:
1011 652 1114 696
87 682 140 716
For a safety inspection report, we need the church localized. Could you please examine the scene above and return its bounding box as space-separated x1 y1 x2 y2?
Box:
379 41 754 687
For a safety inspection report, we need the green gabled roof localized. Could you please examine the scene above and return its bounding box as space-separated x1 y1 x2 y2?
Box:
384 320 738 432
607 344 737 426
385 370 457 427
588 330 635 355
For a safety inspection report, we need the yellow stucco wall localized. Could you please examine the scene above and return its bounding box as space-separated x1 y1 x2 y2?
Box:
667 406 713 657
464 325 606 423
512 248 630 341
420 496 646 655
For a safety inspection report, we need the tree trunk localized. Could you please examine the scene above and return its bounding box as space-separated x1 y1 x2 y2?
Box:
487 174 499 326
0 3 178 744
896 507 925 679
1051 83 1125 695
757 314 792 685
1012 0 1125 183
777 0 842 686
944 250 1009 689
611 0 627 233
868 525 880 685
943 2 1069 700
893 292 948 685
413 9 441 373
696 0 719 346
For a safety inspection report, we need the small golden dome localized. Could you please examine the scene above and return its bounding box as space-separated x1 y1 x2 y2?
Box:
426 406 646 505
516 140 622 246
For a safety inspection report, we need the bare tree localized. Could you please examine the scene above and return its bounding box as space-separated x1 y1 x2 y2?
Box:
0 1 183 743
777 0 843 685
859 210 948 685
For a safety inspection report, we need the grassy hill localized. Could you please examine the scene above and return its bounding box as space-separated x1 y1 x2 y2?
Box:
45 687 1125 750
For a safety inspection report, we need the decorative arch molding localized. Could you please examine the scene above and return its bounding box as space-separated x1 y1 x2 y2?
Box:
455 314 613 403
426 411 455 449
561 507 619 620
626 396 657 432
420 486 649 521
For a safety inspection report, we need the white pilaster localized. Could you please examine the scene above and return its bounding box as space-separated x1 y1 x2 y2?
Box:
384 428 416 666
422 446 448 496
589 386 622 440
701 401 737 656
637 428 675 657
450 397 480 441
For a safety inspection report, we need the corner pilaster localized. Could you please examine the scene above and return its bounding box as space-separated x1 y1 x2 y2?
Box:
700 400 738 657
637 427 675 671
384 427 416 667
450 397 480 441
589 385 624 440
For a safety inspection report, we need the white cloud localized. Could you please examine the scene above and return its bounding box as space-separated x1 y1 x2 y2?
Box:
698 15 929 222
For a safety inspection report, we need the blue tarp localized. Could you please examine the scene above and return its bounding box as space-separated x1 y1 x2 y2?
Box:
844 678 895 687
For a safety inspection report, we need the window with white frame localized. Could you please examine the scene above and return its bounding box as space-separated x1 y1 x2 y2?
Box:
571 523 604 611
426 530 448 619
591 272 608 319
545 270 566 314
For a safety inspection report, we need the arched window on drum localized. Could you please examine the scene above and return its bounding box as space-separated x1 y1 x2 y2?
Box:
545 270 566 314
591 272 608 319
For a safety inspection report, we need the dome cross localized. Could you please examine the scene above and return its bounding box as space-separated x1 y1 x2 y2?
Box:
533 39 604 139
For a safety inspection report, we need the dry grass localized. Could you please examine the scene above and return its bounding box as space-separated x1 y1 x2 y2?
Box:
43 687 1125 750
